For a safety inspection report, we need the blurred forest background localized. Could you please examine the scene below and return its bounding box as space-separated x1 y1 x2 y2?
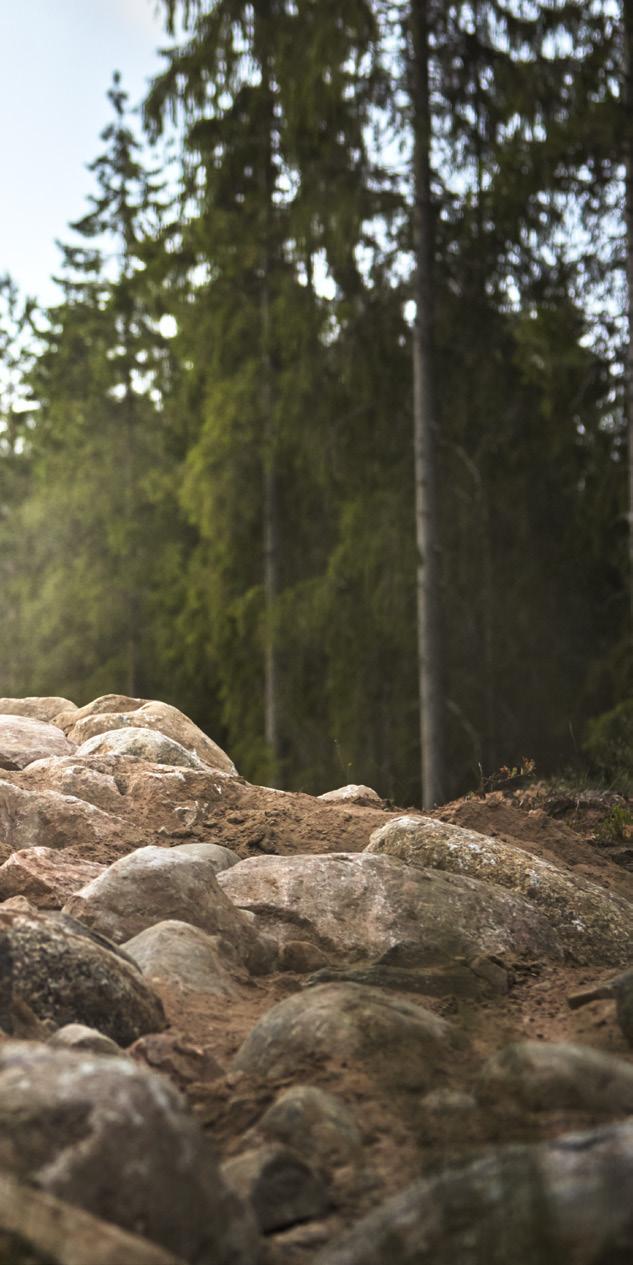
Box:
1 0 632 805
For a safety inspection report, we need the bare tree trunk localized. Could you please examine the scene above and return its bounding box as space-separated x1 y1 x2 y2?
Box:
259 13 282 781
624 0 633 630
409 0 444 807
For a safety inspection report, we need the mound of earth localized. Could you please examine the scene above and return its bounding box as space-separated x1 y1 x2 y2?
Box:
4 694 633 1262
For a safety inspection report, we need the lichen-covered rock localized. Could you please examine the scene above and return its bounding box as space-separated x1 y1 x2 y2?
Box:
64 845 276 973
0 1043 260 1264
0 908 166 1044
218 852 564 966
0 847 105 908
63 696 237 774
233 982 462 1089
478 1040 633 1113
76 727 207 769
0 716 74 771
367 816 633 966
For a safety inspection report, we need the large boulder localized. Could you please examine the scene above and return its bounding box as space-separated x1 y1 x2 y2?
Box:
0 1042 260 1264
62 696 237 774
0 847 105 908
218 852 564 966
64 845 275 973
367 816 633 966
477 1040 633 1114
0 716 74 771
233 982 461 1090
0 697 77 723
76 727 208 770
0 907 166 1044
0 1172 185 1265
0 779 140 855
314 1121 633 1265
18 759 125 812
258 1086 362 1171
222 1144 329 1233
123 920 245 998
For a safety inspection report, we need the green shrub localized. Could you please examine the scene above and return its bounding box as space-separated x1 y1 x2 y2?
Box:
584 699 633 793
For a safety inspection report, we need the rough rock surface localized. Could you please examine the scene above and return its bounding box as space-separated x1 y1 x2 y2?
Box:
0 716 74 771
0 697 77 723
478 1039 633 1113
61 696 237 774
0 1042 259 1264
223 1144 329 1232
258 1086 362 1170
0 908 165 1044
218 851 564 965
64 844 275 972
124 920 245 998
314 1121 633 1265
76 726 208 769
368 815 633 965
233 982 462 1089
0 847 104 907
0 778 140 855
0 1171 186 1265
318 785 383 806
49 1023 122 1056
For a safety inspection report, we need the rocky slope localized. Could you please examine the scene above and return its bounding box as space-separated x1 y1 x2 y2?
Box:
1 695 633 1262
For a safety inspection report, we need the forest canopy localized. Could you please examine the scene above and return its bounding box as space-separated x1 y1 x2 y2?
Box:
1 0 632 806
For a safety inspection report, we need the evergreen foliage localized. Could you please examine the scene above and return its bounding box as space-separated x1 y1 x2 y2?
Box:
0 3 631 801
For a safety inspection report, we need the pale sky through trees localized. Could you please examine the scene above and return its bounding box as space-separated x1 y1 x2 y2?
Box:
0 0 165 305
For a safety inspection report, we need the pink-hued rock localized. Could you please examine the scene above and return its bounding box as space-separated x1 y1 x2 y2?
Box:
0 847 105 908
0 715 74 771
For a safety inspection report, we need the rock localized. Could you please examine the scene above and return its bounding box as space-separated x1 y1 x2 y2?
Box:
129 1032 223 1091
0 1171 186 1265
0 697 77 723
259 1086 362 1170
50 1024 122 1056
64 845 275 973
0 907 166 1044
0 1042 260 1264
123 920 245 997
277 939 331 973
304 961 507 1000
218 852 563 966
0 716 74 771
0 847 105 908
168 841 241 873
0 779 139 854
477 1040 633 1113
64 696 237 774
233 982 462 1089
367 815 633 966
318 785 383 807
76 727 208 770
18 760 124 812
421 1088 478 1116
223 1144 330 1233
313 1120 633 1265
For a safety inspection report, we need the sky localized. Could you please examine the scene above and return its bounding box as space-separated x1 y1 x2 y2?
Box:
0 0 169 306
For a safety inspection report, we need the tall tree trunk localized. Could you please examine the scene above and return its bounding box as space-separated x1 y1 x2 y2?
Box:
259 11 282 781
409 0 444 807
624 0 633 631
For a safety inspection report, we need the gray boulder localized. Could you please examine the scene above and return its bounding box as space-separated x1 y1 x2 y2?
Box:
478 1039 633 1113
0 779 138 853
0 907 165 1044
367 816 633 966
50 1024 122 1056
124 920 245 997
218 852 563 966
0 697 76 723
259 1086 362 1170
223 1144 329 1232
314 1120 633 1265
318 785 383 806
63 696 237 774
233 982 461 1089
0 715 74 771
64 845 275 973
76 727 207 770
0 1042 260 1264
